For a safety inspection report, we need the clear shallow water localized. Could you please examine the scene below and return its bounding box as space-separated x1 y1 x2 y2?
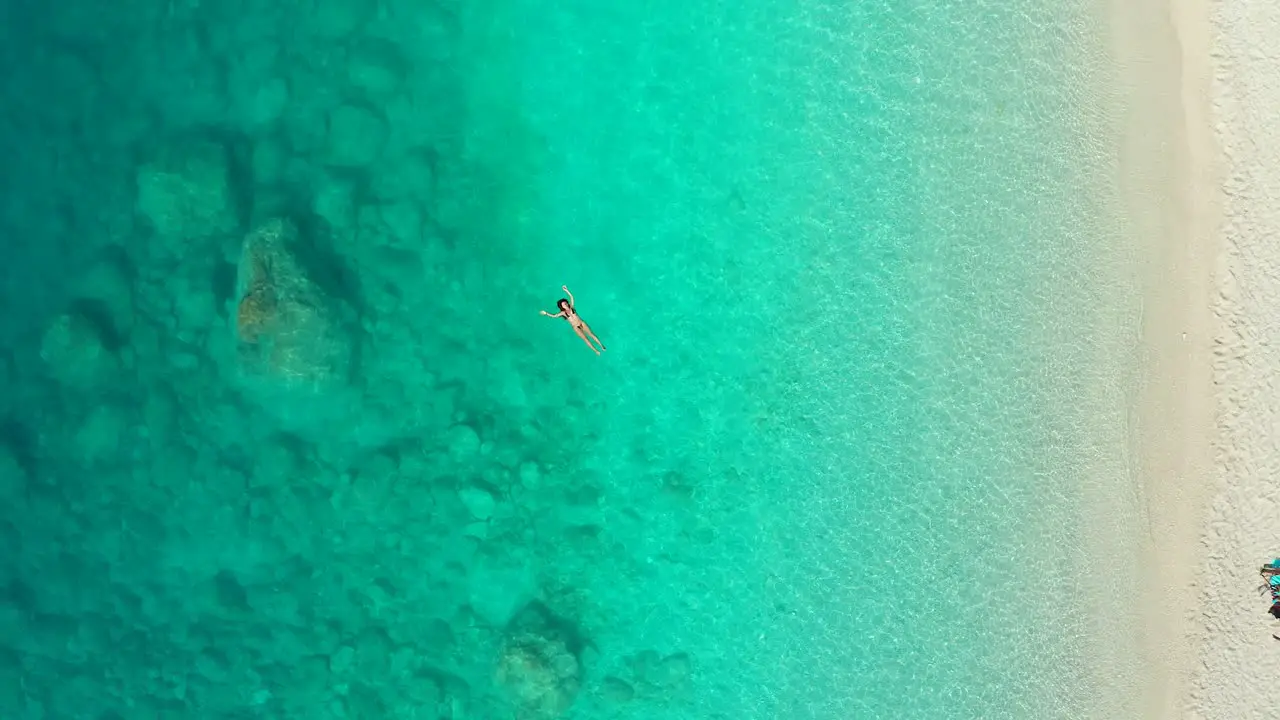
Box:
501 0 1143 716
0 0 1142 718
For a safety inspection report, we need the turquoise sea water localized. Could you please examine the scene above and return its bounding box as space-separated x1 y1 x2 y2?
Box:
0 0 1145 718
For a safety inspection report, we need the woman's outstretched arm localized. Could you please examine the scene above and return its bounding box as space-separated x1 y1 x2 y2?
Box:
540 309 565 318
561 285 576 308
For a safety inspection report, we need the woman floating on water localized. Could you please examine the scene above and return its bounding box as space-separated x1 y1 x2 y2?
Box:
541 285 606 355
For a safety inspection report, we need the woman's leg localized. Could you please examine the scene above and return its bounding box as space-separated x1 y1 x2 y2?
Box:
583 323 606 351
574 327 600 355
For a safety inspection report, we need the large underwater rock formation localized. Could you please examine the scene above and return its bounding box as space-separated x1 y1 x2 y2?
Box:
494 603 584 720
233 217 356 392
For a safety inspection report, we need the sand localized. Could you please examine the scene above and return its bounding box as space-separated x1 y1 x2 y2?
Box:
1178 0 1280 715
1107 0 1221 716
1111 0 1280 714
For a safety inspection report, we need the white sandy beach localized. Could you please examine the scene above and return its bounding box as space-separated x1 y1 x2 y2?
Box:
1108 0 1235 716
1178 0 1280 715
1113 0 1280 715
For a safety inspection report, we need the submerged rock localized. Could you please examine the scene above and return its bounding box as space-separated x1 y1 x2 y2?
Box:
308 0 377 39
446 424 481 461
494 603 584 719
458 485 496 521
135 138 239 248
600 676 635 705
624 649 693 699
232 217 355 391
0 438 27 503
74 253 136 336
346 38 408 99
468 557 535 628
325 104 388 168
39 308 119 390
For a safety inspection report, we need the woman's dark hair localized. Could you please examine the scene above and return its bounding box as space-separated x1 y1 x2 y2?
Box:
556 298 571 311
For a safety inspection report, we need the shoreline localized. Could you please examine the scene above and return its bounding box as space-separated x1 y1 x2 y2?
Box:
1108 0 1219 715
